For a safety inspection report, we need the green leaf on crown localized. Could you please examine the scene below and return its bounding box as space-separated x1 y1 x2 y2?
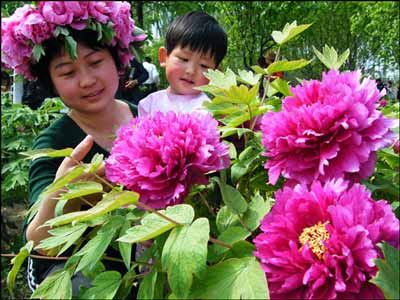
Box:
65 36 78 61
32 44 45 63
162 218 210 299
271 21 312 45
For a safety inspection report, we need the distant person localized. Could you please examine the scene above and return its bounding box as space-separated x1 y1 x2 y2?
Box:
142 56 160 97
119 58 149 105
386 80 395 101
138 11 227 117
376 78 386 91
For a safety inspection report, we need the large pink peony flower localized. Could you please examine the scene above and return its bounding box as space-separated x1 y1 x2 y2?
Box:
253 179 399 299
261 70 397 185
105 112 231 209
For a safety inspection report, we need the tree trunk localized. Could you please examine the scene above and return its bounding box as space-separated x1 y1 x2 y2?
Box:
136 1 144 28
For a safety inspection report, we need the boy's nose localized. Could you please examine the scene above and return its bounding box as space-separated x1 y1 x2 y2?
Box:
185 63 196 75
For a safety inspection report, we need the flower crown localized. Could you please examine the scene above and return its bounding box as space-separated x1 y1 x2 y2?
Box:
1 1 147 80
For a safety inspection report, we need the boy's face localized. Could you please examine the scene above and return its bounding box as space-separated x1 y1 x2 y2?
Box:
159 46 216 95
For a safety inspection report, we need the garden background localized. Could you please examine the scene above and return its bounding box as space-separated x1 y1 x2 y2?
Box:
1 1 399 299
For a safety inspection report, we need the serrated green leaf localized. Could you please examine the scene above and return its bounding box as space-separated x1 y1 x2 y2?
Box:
208 226 250 263
190 257 269 299
251 65 268 75
19 148 73 160
59 181 103 201
81 271 121 299
242 194 271 231
7 241 34 296
214 178 248 214
220 127 253 139
202 68 237 90
162 218 210 299
271 21 312 45
31 269 72 300
312 45 350 70
74 217 124 273
36 223 88 256
102 22 116 45
237 70 262 86
204 101 240 116
114 267 138 300
44 191 139 227
54 26 70 37
117 204 194 243
370 242 400 300
267 59 312 75
225 240 256 259
231 144 264 183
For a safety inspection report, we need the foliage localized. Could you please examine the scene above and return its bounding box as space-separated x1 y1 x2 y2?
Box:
1 93 65 206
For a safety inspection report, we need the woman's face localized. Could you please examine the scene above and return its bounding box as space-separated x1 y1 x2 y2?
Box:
49 43 119 114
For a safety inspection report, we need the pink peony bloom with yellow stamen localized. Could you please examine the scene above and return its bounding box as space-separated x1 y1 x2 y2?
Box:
253 179 399 299
261 70 397 185
105 112 230 209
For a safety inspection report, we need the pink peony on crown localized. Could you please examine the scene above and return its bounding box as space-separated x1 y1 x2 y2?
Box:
1 1 147 80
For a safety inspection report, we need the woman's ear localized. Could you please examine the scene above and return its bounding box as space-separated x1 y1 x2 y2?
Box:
158 47 167 68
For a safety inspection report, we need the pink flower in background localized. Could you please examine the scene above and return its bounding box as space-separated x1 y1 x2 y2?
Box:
261 70 397 186
379 100 387 107
253 179 399 299
109 1 134 48
105 112 230 209
88 2 113 24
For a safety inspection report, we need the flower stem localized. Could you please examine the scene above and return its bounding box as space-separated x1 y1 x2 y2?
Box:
209 237 232 248
136 202 182 226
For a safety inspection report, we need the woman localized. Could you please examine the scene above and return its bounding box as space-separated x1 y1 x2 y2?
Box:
1 1 146 296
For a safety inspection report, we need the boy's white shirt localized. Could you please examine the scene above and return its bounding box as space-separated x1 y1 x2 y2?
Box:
138 87 210 117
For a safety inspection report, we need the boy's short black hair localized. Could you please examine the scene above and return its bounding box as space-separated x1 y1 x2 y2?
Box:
165 11 227 67
30 28 122 97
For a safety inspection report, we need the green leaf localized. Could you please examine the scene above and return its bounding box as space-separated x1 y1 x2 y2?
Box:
102 22 115 45
41 165 86 197
59 181 103 201
114 267 138 300
370 242 400 300
7 241 34 296
270 78 293 96
54 26 70 37
74 217 124 273
214 178 248 215
31 269 72 300
225 240 256 259
118 218 133 270
88 153 104 173
267 59 312 75
271 21 312 45
242 194 271 231
44 191 139 227
137 268 165 300
208 226 250 263
190 257 269 299
237 70 262 86
202 68 237 90
312 45 349 70
36 223 88 256
19 148 73 160
231 143 264 183
162 218 210 299
117 204 194 244
32 44 45 62
81 271 121 299
65 36 78 61
216 206 240 233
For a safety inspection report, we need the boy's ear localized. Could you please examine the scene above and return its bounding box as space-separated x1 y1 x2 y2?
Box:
158 47 167 68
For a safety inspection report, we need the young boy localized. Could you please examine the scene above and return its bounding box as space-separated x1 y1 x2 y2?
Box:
138 11 227 117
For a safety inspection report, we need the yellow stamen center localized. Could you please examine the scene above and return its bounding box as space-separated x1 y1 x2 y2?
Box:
298 221 329 259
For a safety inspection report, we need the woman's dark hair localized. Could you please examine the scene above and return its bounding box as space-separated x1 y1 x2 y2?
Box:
165 11 228 67
30 28 122 96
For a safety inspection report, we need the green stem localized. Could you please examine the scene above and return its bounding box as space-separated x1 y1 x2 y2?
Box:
199 192 215 216
136 202 181 226
209 237 232 249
